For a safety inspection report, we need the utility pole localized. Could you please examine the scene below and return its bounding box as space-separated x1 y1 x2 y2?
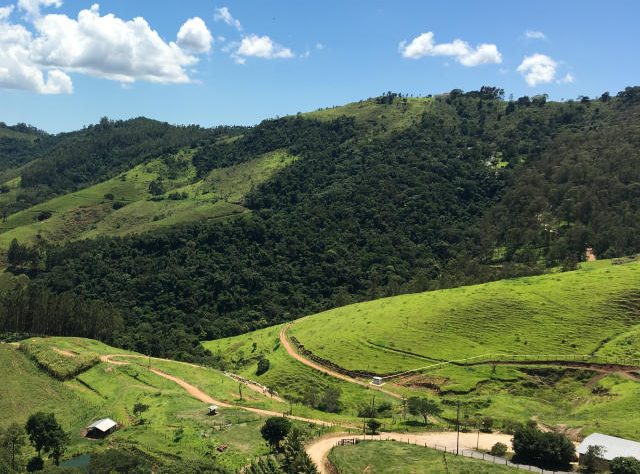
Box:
456 401 461 455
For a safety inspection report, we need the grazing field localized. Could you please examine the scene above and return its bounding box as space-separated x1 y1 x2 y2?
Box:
329 441 520 474
206 260 640 440
0 149 297 249
288 259 640 374
0 337 321 470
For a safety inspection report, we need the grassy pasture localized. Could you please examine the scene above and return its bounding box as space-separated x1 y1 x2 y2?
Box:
205 260 640 439
329 441 520 474
288 259 640 374
0 149 297 249
0 337 312 470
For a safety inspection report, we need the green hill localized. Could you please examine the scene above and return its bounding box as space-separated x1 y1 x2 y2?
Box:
0 149 296 247
4 87 640 362
0 336 326 471
205 259 640 439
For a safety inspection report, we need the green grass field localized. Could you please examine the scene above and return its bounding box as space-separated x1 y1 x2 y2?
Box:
0 337 326 471
205 259 640 440
0 149 297 249
288 259 640 374
329 441 520 474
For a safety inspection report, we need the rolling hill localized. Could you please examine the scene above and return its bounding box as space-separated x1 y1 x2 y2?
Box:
3 87 640 362
205 258 640 440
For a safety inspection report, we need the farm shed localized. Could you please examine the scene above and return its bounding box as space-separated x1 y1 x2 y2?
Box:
86 418 118 438
208 405 219 415
578 433 640 463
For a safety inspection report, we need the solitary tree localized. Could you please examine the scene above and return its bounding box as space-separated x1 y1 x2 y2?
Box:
0 423 26 471
261 417 292 451
610 457 640 474
407 397 442 425
282 428 318 474
366 419 381 435
133 403 149 423
25 412 68 466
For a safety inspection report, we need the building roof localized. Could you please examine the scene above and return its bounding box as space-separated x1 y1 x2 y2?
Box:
208 405 219 411
578 433 640 461
87 418 117 432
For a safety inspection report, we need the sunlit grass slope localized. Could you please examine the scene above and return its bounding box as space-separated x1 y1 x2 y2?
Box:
0 337 300 470
329 441 521 474
288 260 640 374
0 149 296 248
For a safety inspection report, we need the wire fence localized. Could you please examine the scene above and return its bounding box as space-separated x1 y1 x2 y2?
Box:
382 352 640 380
335 436 571 474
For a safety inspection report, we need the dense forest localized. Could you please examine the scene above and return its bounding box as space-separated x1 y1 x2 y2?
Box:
2 86 640 361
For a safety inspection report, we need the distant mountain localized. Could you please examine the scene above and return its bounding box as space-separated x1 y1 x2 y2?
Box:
2 86 640 360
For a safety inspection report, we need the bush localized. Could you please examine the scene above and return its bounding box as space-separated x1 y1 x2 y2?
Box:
256 357 270 376
366 419 381 435
512 425 575 471
611 457 640 474
490 442 508 457
103 193 114 200
112 201 125 210
37 211 52 221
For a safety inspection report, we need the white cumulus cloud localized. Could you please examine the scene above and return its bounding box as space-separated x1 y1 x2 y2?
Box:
177 17 213 53
214 6 241 31
0 3 211 94
517 53 558 86
525 30 546 40
234 34 294 61
18 0 62 17
558 73 574 84
399 32 502 66
0 9 72 94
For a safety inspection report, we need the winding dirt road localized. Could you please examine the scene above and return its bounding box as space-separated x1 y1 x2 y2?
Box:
307 431 514 474
279 325 403 399
99 354 285 402
100 354 335 427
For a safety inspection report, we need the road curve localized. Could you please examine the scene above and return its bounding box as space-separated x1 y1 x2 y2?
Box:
99 354 285 402
307 431 514 474
100 354 335 427
279 325 403 399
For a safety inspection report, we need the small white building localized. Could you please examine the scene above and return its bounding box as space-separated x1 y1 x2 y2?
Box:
578 433 640 462
86 418 118 438
208 405 219 416
371 376 383 386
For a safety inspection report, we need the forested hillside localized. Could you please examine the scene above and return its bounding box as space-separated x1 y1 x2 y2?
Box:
2 86 640 360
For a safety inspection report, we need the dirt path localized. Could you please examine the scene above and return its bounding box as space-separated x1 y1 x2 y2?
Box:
53 347 77 357
99 354 284 402
307 431 514 474
279 326 403 400
100 354 336 427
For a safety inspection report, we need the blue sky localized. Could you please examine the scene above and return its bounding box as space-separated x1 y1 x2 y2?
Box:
0 0 638 132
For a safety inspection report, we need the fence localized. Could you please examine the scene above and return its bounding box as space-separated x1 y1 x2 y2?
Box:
335 436 571 474
382 352 640 380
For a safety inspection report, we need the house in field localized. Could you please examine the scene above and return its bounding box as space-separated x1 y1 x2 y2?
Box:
207 405 219 416
578 433 640 465
86 418 118 438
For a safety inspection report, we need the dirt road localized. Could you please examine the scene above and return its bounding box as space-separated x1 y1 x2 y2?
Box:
100 354 336 427
99 354 284 402
279 325 403 399
307 431 514 474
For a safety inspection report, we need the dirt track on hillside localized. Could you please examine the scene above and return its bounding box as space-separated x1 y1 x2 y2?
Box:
100 354 336 427
279 325 403 399
307 431 514 474
99 354 285 402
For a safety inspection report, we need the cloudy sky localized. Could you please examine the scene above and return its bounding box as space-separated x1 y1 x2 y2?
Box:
0 0 637 132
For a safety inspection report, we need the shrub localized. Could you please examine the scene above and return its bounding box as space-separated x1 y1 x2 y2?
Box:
512 425 575 471
611 457 640 474
112 201 125 210
366 419 381 435
37 211 52 221
490 442 508 457
103 193 114 200
256 357 270 376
